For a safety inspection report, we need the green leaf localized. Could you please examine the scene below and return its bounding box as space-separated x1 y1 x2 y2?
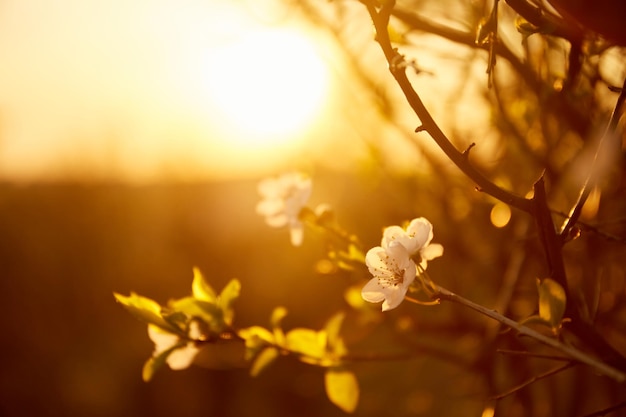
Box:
324 312 347 357
218 278 241 326
324 312 345 345
286 328 326 364
347 243 365 263
238 326 275 360
192 267 217 303
168 296 224 332
537 278 567 329
325 368 359 413
141 341 185 382
271 306 288 347
250 347 280 377
271 306 288 327
239 326 274 343
113 292 176 332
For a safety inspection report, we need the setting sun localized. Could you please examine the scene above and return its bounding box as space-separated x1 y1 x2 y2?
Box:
200 29 329 147
0 0 336 182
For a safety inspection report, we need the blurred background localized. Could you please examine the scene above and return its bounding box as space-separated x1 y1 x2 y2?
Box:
1 0 626 416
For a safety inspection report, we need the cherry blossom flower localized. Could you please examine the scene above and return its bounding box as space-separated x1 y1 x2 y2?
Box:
361 242 417 311
362 217 443 311
256 172 312 246
148 322 203 370
381 217 443 270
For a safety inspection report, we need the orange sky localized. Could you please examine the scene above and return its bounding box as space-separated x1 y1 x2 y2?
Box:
0 0 352 182
0 0 495 183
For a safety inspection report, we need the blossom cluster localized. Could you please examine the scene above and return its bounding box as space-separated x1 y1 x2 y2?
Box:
362 218 443 311
255 172 443 312
256 172 312 246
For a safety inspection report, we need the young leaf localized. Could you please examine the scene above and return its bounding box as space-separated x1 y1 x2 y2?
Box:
250 347 280 377
192 267 217 303
239 326 274 344
218 278 241 326
141 341 185 382
168 296 224 332
325 368 359 413
286 328 326 364
347 243 365 263
142 354 165 382
537 278 567 329
324 312 346 356
113 292 176 332
271 306 288 347
238 326 275 360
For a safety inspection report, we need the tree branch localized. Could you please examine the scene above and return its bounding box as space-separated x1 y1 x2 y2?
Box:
491 362 575 400
365 0 533 213
432 285 626 383
504 0 583 42
559 77 626 239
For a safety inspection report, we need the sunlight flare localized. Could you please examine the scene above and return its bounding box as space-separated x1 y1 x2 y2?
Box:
200 28 330 147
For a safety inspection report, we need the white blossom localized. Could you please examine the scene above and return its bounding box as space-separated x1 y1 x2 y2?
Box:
362 242 417 311
256 172 312 246
362 217 443 311
381 217 443 270
148 323 202 370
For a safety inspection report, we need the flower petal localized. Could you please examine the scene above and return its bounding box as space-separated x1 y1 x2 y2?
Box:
381 225 406 248
406 217 433 250
166 343 202 370
385 241 412 269
256 172 312 246
421 243 444 261
148 325 179 357
361 278 386 303
256 199 284 217
265 213 289 228
365 246 388 271
381 288 406 311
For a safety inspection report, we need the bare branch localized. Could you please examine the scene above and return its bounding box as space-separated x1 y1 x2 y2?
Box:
582 400 626 417
365 0 533 213
491 362 575 400
559 77 626 239
432 284 626 382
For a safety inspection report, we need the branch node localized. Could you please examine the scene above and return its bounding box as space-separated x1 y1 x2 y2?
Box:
462 142 476 159
415 125 426 133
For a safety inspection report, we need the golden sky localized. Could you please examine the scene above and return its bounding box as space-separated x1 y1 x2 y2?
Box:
0 0 350 182
0 0 497 183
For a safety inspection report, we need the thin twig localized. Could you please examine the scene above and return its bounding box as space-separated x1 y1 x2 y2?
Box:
365 0 533 213
504 0 582 41
390 8 590 135
552 210 626 244
485 217 531 341
491 362 575 399
581 399 626 417
559 77 626 238
497 348 571 361
433 284 626 382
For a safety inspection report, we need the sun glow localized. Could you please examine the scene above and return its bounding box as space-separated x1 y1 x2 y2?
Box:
0 0 335 182
199 28 330 148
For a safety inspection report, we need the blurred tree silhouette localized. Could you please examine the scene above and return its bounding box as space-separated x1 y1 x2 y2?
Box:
110 0 626 416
